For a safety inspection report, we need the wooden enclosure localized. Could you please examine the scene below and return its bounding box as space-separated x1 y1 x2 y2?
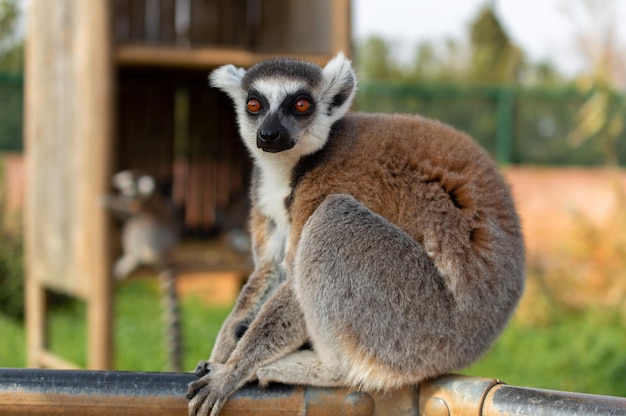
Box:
25 0 351 370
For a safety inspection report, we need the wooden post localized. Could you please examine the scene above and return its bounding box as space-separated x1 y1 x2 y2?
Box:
331 0 352 56
25 0 114 369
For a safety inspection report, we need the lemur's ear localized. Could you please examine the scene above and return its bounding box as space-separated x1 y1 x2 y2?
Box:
137 175 156 197
210 64 247 102
321 52 357 120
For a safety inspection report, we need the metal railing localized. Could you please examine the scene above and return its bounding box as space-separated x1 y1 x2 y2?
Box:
1 368 625 415
356 83 626 166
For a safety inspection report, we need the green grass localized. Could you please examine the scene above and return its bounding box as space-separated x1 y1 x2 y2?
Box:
0 278 231 371
0 312 25 365
114 278 232 370
464 307 626 397
1 279 624 398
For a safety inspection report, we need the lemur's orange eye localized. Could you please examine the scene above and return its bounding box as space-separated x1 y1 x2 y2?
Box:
294 98 311 114
246 99 262 114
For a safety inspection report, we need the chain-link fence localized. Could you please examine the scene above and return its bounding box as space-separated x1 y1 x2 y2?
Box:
357 83 626 166
2 73 626 165
0 72 23 152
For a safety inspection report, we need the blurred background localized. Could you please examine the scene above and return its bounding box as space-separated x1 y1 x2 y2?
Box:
0 0 624 397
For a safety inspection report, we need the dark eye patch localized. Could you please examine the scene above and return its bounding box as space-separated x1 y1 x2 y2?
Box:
281 90 315 116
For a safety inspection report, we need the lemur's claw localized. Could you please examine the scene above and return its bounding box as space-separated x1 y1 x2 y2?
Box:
187 362 231 416
194 360 211 378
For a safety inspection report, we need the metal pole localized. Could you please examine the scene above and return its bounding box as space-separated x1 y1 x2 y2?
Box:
484 383 626 416
2 369 626 416
495 87 515 165
420 373 626 416
0 368 416 416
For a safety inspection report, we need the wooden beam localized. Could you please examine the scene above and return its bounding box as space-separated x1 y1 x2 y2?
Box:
73 0 115 371
116 45 334 69
331 0 352 55
25 0 114 370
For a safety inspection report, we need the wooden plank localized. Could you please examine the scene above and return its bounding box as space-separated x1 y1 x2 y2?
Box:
128 0 146 43
25 0 114 369
73 0 114 370
37 351 81 370
188 0 208 45
144 0 160 43
331 0 352 55
113 0 132 43
25 277 45 368
116 44 333 68
24 0 52 369
26 0 80 297
159 0 177 44
218 0 247 47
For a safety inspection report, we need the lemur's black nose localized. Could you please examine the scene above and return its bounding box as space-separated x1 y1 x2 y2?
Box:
259 129 280 143
256 114 295 153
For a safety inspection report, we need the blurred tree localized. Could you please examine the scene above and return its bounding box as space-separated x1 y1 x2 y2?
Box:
468 4 524 84
355 36 401 82
522 60 564 86
413 42 437 80
564 0 625 89
406 38 468 83
0 0 23 72
565 0 626 167
356 4 528 85
0 159 24 320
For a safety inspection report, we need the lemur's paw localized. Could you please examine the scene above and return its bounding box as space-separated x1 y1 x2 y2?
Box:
187 362 230 416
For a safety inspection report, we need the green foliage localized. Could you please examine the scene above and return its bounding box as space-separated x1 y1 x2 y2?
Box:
407 39 468 83
114 280 165 370
0 231 23 320
0 159 24 320
0 0 23 72
5 278 232 371
0 76 23 151
46 294 88 367
0 0 19 45
356 83 626 166
0 312 25 365
0 0 24 151
356 36 402 82
468 5 524 84
465 307 626 397
569 86 626 167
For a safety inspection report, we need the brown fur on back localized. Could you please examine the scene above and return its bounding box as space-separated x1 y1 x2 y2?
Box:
288 112 523 298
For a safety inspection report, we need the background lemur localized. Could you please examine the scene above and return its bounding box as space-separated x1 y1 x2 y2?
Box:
106 170 179 279
105 170 182 371
187 53 525 416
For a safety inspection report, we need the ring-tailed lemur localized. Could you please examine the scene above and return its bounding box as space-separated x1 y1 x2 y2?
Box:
105 170 183 371
187 53 525 416
105 170 179 279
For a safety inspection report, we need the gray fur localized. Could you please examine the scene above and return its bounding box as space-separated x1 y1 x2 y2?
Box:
242 58 322 91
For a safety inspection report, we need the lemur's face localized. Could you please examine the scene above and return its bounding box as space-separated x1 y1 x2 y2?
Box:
242 62 322 154
210 53 357 161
